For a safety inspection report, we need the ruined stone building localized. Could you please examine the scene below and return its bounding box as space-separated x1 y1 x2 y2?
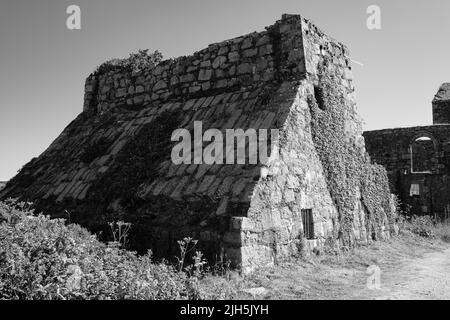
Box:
0 14 396 272
364 84 450 219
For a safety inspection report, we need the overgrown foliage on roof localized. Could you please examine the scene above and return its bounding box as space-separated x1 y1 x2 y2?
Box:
94 49 163 75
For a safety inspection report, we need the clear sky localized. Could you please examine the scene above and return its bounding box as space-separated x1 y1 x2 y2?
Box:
1 0 449 181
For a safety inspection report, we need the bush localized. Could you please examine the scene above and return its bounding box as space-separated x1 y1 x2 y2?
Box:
0 199 197 300
435 223 450 243
399 214 436 238
94 49 163 75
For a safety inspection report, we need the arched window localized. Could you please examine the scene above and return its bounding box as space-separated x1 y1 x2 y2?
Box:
410 135 436 174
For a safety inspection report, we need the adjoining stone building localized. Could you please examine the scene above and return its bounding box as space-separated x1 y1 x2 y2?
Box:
364 84 450 219
0 14 396 272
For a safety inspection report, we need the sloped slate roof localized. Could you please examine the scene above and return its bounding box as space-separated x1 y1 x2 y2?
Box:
1 86 285 207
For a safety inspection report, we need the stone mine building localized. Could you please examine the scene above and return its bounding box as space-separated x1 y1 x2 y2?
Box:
1 14 396 272
364 84 450 219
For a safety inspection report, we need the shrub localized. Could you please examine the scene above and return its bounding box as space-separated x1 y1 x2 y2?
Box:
399 214 436 238
435 223 450 243
0 199 196 300
94 49 163 75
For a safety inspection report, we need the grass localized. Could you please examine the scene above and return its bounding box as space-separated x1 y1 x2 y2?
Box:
433 223 450 243
227 217 450 300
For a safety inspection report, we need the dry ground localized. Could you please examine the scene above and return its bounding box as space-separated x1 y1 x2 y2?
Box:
201 225 450 300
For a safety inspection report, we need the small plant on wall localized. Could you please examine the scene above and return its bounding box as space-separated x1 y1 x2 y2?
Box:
94 49 163 75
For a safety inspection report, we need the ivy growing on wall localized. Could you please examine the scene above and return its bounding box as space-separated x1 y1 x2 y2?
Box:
309 58 394 247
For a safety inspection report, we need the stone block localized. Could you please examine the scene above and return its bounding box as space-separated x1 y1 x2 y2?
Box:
288 49 303 63
284 189 296 203
241 38 253 50
206 177 223 197
202 82 211 91
218 46 229 56
228 51 240 63
212 56 227 69
256 35 271 46
197 175 216 194
200 60 211 68
223 232 241 245
180 74 195 83
116 88 127 98
153 80 167 91
242 48 258 58
216 196 229 216
199 69 213 81
237 63 252 75
215 79 228 88
189 86 201 94
217 177 234 196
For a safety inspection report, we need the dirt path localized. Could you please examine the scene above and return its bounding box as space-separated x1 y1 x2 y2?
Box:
369 247 450 300
238 234 450 300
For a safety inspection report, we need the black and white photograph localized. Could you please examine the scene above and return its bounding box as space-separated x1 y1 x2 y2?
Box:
1 0 450 310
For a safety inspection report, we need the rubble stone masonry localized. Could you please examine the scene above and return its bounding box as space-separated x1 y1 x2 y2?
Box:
364 83 450 219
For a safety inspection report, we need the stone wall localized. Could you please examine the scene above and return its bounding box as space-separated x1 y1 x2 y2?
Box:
301 18 393 245
235 81 340 268
432 83 450 124
222 16 394 270
364 125 450 217
83 14 308 115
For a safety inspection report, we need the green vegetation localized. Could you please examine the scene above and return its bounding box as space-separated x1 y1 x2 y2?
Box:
0 199 244 300
0 199 204 300
2 198 450 300
399 214 450 242
238 218 450 300
94 49 163 75
309 58 395 247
